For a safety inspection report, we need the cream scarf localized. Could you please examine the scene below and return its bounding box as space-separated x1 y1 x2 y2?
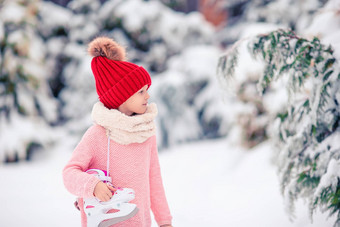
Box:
91 102 158 145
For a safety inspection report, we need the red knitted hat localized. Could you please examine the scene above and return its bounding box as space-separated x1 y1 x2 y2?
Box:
88 37 151 109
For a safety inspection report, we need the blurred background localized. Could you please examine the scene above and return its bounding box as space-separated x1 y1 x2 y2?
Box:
0 0 339 226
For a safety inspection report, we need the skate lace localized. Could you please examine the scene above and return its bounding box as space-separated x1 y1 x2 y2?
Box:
107 134 110 180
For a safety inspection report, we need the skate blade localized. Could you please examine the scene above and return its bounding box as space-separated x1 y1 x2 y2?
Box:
98 207 139 227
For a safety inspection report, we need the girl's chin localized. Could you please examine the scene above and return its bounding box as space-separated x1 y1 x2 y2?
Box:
133 107 147 115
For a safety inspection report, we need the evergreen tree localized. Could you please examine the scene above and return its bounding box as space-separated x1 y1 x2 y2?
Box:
0 0 59 162
217 28 340 225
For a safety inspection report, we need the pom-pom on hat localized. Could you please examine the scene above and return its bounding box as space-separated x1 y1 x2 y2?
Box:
88 37 151 109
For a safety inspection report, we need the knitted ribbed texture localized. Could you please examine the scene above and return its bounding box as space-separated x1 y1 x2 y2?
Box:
63 125 172 227
91 56 152 109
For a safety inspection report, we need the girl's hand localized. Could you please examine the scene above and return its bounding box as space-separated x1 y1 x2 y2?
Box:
94 181 116 202
160 225 172 227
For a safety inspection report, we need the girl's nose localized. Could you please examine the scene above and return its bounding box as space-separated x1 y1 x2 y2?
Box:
146 92 150 100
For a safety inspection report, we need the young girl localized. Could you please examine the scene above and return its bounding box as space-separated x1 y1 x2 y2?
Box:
63 37 173 227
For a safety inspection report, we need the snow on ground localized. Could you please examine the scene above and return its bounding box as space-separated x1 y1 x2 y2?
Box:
0 137 336 227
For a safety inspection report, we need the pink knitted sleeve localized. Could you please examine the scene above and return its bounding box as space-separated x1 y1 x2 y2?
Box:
149 136 173 226
63 126 101 198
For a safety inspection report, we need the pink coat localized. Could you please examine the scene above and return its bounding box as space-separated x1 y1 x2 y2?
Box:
63 124 172 226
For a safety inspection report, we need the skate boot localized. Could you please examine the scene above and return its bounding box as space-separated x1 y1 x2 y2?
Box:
83 169 138 227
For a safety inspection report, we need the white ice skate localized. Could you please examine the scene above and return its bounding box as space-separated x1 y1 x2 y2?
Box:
83 169 138 227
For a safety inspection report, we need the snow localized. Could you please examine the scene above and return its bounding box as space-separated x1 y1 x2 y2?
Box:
303 0 340 59
167 45 220 80
0 136 335 226
0 112 53 161
38 1 73 30
315 157 340 198
0 1 26 24
115 0 161 32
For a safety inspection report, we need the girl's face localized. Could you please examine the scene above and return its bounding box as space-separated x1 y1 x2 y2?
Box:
118 85 150 116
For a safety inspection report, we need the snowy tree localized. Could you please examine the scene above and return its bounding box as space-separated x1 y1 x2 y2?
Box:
217 0 327 46
0 0 59 162
216 0 340 224
217 23 340 227
151 44 230 147
37 0 101 137
213 0 336 148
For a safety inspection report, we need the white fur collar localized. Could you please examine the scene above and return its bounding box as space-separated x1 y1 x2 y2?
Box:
91 102 157 145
